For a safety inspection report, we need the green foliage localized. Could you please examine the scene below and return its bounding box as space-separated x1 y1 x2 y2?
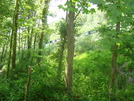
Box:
0 81 10 101
75 35 93 53
73 50 111 100
75 33 100 53
0 55 67 101
55 20 67 38
0 0 134 100
59 0 91 15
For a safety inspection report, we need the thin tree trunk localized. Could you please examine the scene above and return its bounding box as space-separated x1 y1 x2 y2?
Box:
3 45 8 62
6 32 13 79
1 44 5 62
27 11 32 61
109 22 120 98
33 33 37 49
12 0 19 69
27 27 33 66
38 0 50 64
65 0 75 95
18 28 21 60
24 66 32 101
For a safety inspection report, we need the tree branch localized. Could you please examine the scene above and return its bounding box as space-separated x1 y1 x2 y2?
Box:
74 8 82 20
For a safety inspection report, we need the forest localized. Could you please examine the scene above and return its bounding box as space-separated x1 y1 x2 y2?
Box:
0 0 134 101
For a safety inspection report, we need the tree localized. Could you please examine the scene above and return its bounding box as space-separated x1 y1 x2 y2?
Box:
109 22 120 97
87 0 134 99
12 0 20 69
64 0 75 95
56 21 67 81
38 0 50 64
58 0 91 96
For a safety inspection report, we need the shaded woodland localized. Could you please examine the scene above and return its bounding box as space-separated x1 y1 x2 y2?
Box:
0 0 134 101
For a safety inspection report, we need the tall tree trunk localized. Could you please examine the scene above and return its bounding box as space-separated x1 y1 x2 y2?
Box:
38 0 50 64
1 44 5 62
6 32 13 79
27 27 33 66
109 22 120 98
12 0 19 69
3 45 8 62
33 33 37 49
65 0 75 95
18 28 21 60
27 11 33 65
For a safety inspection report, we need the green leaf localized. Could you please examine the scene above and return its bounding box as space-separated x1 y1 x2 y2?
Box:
58 5 67 11
69 7 78 12
72 0 77 2
82 8 89 14
87 0 104 4
89 8 96 14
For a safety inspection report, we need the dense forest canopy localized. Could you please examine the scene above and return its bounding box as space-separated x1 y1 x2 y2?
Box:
0 0 134 100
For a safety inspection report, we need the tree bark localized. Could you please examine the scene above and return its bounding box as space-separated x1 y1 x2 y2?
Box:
6 33 13 79
38 0 50 64
109 22 120 98
12 0 19 69
1 44 5 62
65 0 75 95
27 11 33 65
24 66 32 101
